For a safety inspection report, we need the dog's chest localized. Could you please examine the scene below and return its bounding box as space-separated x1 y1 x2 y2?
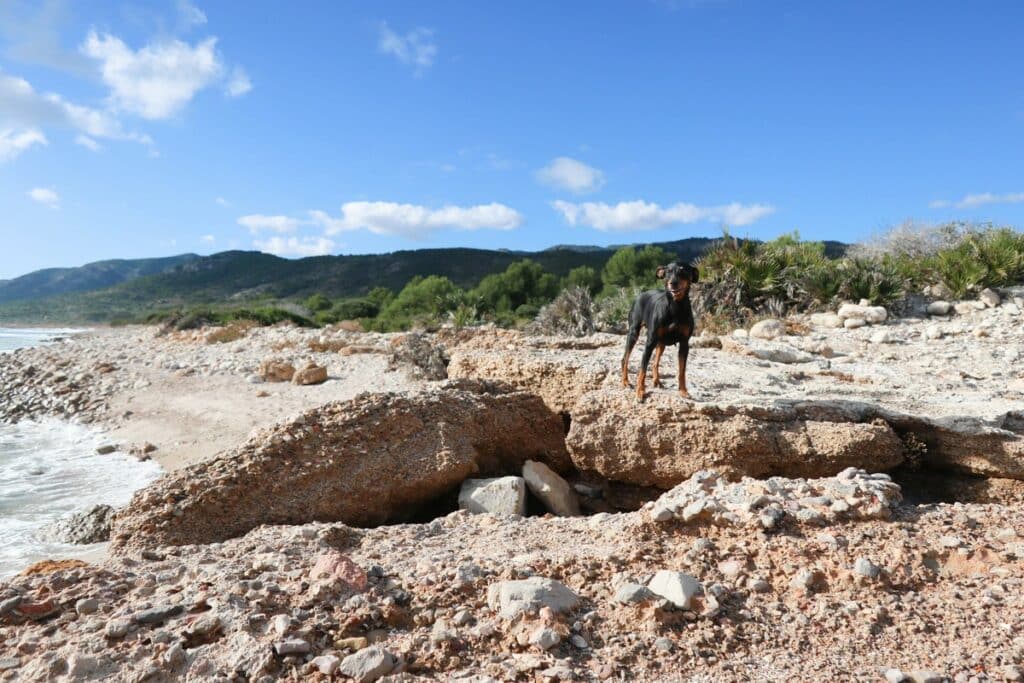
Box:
656 319 693 342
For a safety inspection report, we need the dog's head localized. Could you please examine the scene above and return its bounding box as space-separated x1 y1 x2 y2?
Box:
655 262 699 301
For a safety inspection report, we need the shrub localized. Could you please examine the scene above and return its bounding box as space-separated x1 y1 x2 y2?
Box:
564 265 601 295
593 285 642 333
471 259 560 315
303 293 332 312
389 332 449 380
601 245 674 291
530 286 595 337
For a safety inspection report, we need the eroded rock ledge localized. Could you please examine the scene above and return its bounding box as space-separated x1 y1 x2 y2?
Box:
566 390 906 488
110 379 569 552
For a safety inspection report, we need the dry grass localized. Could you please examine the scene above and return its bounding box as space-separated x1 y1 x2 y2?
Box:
308 338 347 353
205 321 255 344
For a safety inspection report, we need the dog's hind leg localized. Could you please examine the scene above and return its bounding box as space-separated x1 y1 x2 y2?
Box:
651 343 665 388
621 305 642 388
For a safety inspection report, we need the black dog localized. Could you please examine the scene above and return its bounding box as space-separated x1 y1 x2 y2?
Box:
620 262 699 400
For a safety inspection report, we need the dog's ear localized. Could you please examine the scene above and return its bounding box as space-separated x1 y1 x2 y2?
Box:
688 264 700 283
655 265 667 279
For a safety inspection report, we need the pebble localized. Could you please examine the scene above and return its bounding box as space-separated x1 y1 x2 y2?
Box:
339 646 396 683
529 626 560 650
654 637 674 652
0 659 19 671
647 570 702 610
75 598 99 616
853 557 882 580
273 638 311 656
133 604 183 624
613 582 655 604
312 655 341 675
939 535 963 549
105 619 130 639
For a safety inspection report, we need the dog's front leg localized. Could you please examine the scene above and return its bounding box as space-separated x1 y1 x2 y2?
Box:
651 343 665 388
678 337 691 399
637 339 657 401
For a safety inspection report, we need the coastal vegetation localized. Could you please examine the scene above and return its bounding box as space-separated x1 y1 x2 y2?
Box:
1 223 1021 334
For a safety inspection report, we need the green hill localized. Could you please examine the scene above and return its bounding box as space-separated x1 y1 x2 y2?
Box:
0 237 846 324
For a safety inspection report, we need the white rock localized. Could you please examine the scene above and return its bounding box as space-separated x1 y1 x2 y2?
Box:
979 288 1001 307
1003 303 1021 315
853 557 881 579
844 317 867 329
924 325 944 340
487 578 580 619
523 461 580 516
312 655 341 675
810 312 843 328
529 626 561 650
864 306 888 324
811 313 843 327
459 477 526 516
339 646 396 683
749 319 785 340
731 328 749 339
954 302 977 315
647 570 702 609
927 301 952 316
869 330 895 344
273 639 310 655
837 303 865 320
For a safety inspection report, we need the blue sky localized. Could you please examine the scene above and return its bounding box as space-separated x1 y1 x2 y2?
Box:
1 0 1023 279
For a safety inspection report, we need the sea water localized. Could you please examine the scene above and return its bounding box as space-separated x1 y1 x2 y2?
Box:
0 329 163 577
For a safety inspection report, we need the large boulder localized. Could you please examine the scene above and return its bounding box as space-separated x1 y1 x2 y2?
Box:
565 389 906 488
110 380 570 552
39 504 114 544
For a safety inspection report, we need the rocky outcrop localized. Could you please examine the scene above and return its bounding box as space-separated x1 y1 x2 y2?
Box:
448 348 609 414
110 379 570 551
39 505 115 545
565 389 906 488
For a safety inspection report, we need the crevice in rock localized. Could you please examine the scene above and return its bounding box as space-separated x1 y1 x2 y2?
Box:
890 465 1024 506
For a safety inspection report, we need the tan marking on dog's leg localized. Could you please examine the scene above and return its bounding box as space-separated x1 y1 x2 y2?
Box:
678 348 690 399
636 368 646 401
651 344 664 388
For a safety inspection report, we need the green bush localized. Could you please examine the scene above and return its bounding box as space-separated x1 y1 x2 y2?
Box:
601 245 674 292
303 293 332 312
564 265 601 295
471 259 559 315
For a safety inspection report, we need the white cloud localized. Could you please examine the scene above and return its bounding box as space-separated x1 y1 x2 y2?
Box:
81 31 225 119
378 22 437 74
0 69 150 144
225 66 251 97
536 157 605 194
215 196 230 206
200 234 215 244
177 0 207 28
254 236 335 257
28 186 59 207
931 191 1024 210
0 127 47 162
551 199 776 231
74 134 101 151
238 214 302 234
313 201 523 238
